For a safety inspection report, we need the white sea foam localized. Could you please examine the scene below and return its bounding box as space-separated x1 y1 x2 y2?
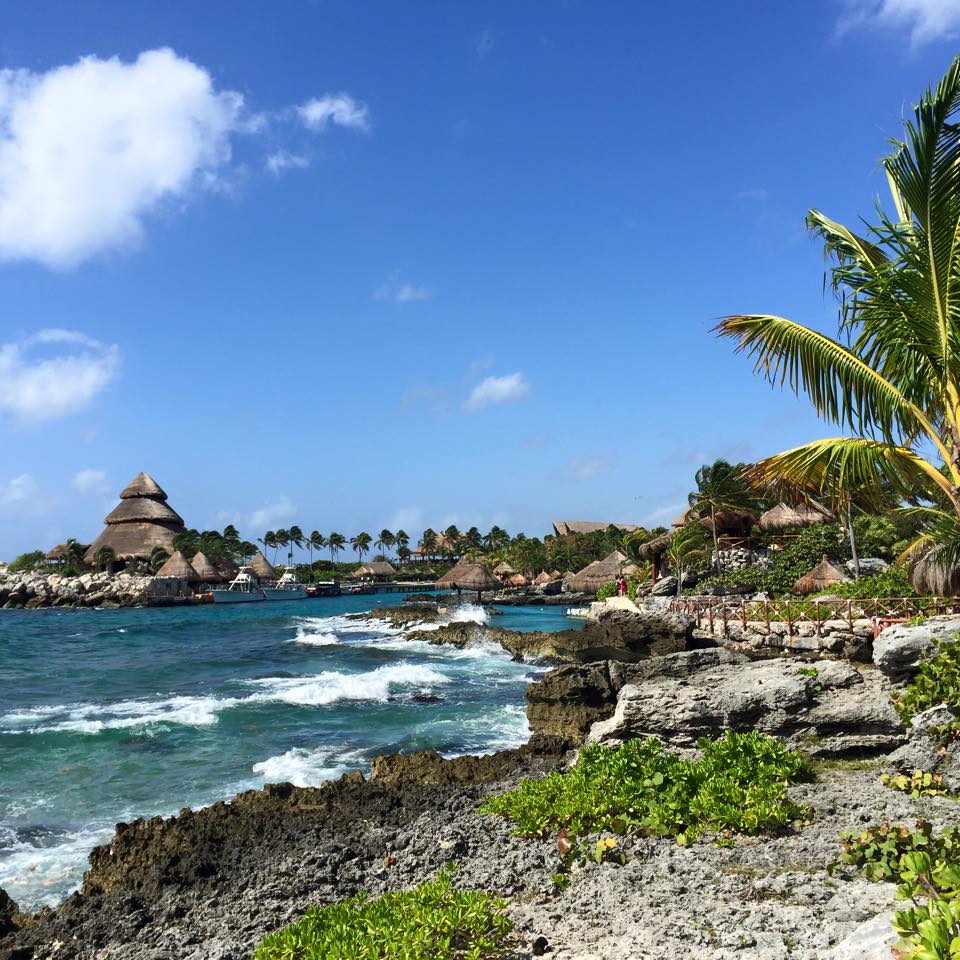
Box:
293 614 403 637
290 625 340 646
447 602 489 625
244 663 450 707
252 745 367 788
417 704 532 757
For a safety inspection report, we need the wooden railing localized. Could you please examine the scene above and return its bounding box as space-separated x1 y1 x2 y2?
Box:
670 596 960 639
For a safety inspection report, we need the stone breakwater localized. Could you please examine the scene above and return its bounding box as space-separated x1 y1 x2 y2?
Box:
0 571 179 609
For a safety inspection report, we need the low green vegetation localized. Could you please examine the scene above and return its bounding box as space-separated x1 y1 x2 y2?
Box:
480 731 812 849
837 822 960 959
252 872 511 960
893 640 960 723
880 770 949 799
7 550 46 573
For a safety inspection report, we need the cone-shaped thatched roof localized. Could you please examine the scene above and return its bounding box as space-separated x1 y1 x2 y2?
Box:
550 569 562 579
436 562 499 591
156 551 199 581
909 553 960 596
565 550 633 593
493 561 515 577
533 570 553 585
84 471 185 565
190 551 223 583
120 472 168 500
249 551 277 581
759 501 833 532
794 556 849 595
355 560 397 577
638 529 676 560
508 572 529 586
671 511 689 528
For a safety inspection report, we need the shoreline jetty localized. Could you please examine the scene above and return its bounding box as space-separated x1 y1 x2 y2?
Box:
2 598 956 959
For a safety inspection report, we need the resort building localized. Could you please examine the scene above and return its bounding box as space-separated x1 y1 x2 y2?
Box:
83 472 186 569
354 560 397 582
552 520 638 537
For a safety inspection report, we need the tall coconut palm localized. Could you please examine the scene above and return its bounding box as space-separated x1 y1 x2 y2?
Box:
308 531 325 568
287 526 304 566
273 529 290 565
375 529 394 559
717 55 960 589
62 538 86 569
687 460 760 573
421 528 438 560
394 529 410 558
328 532 346 564
260 531 277 564
351 532 372 564
664 522 708 597
94 545 115 572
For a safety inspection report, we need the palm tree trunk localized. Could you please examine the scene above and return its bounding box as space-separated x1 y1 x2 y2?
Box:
846 500 861 578
711 505 722 574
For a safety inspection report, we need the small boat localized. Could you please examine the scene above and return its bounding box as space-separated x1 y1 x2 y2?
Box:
210 567 267 603
264 568 309 601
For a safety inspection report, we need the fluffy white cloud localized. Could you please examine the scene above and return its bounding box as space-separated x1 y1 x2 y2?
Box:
72 468 109 495
838 0 960 44
563 456 614 481
248 496 296 531
374 271 432 304
0 48 249 268
265 150 309 176
388 506 425 534
0 473 38 506
298 93 370 133
465 372 530 411
0 329 120 424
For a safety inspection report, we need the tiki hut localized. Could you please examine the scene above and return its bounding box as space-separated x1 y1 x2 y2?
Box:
552 520 638 537
794 556 849 595
759 502 833 532
533 570 553 586
83 472 185 567
508 572 529 587
249 551 278 582
190 551 223 584
701 509 757 540
565 550 633 594
435 562 500 601
638 530 676 583
671 511 689 528
216 558 239 580
355 560 397 582
550 569 562 579
909 552 960 596
493 561 515 580
155 551 199 582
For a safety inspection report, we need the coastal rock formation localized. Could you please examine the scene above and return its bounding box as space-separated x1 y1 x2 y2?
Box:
0 889 20 937
526 649 744 743
873 615 960 676
586 655 905 756
886 704 960 791
714 618 874 662
0 571 179 609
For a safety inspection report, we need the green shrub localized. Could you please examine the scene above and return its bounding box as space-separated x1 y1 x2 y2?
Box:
252 872 511 960
824 564 916 599
7 550 45 573
480 731 811 848
836 822 960 959
880 770 949 798
595 582 616 601
894 640 960 722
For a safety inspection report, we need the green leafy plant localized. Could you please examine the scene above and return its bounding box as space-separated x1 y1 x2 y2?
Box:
797 666 819 678
894 640 960 722
880 770 949 799
480 731 811 852
596 582 617 601
252 872 511 960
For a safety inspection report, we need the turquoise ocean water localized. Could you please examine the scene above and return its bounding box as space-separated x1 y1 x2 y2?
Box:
0 594 571 910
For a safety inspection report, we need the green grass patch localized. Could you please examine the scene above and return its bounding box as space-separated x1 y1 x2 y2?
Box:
252 872 511 960
480 731 812 848
893 639 960 723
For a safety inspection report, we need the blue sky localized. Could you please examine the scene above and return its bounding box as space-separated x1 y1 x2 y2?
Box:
1 0 959 556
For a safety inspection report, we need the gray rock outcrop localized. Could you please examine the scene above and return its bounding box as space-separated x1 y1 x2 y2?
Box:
873 615 960 676
886 703 960 791
0 570 181 609
586 654 905 756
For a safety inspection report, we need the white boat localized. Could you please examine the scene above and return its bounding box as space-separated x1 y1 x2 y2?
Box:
264 568 308 602
210 567 267 603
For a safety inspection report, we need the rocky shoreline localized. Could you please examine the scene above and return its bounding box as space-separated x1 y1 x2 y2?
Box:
0 571 179 609
3 605 960 959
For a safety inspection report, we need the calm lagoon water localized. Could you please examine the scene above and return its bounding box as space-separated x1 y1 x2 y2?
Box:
0 593 571 909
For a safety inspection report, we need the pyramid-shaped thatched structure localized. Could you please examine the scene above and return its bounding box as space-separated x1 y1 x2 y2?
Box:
156 551 199 582
249 551 277 581
84 472 185 565
190 551 223 583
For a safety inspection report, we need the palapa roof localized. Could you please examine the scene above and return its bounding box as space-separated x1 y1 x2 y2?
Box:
552 520 638 537
550 569 562 579
638 529 676 560
355 560 397 577
414 532 461 554
249 551 278 581
565 550 634 593
83 471 185 565
759 501 833 532
190 551 223 583
533 570 553 585
493 561 515 576
671 511 690 528
794 556 849 595
46 544 66 560
156 551 200 581
436 561 500 591
508 572 529 586
701 509 757 533
909 553 960 596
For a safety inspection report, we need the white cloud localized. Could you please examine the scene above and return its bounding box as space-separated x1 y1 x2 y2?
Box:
0 329 120 424
248 496 296 531
837 0 960 45
563 456 614 481
374 271 432 304
645 502 685 525
298 93 370 133
465 372 530 411
265 150 309 176
0 48 249 268
0 473 38 506
389 506 424 534
476 30 496 58
735 187 768 201
72 468 109 495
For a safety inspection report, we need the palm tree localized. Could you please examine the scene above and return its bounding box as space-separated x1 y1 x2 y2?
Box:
687 460 759 573
718 55 960 588
465 526 483 553
421 528 438 561
664 523 708 597
328 532 346 564
273 529 290 565
394 529 410 558
94 545 115 572
149 547 170 573
375 529 394 559
351 532 372 564
308 531 325 568
287 526 304 566
260 531 277 563
62 538 86 570
443 525 461 560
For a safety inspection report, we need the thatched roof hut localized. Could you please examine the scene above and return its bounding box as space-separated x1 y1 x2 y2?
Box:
638 530 675 561
156 551 199 582
533 570 552 586
355 560 397 581
190 551 223 583
83 472 185 566
671 511 689 528
493 561 515 579
249 551 277 582
550 569 562 579
794 556 849 595
909 552 960 596
759 502 833 532
701 509 757 536
552 520 638 537
508 572 529 587
436 562 500 600
565 550 633 594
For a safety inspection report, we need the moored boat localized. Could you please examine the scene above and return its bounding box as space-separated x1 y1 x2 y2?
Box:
263 568 308 601
210 567 267 603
